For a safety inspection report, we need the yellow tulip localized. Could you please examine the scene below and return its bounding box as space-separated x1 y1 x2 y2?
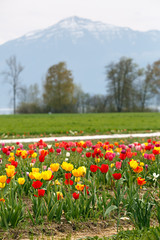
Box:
32 168 39 173
50 163 60 172
106 149 113 153
6 168 15 178
95 158 100 163
32 152 37 158
29 172 35 180
61 162 74 172
78 166 86 177
75 177 81 182
21 150 28 159
75 184 85 191
55 179 61 185
72 169 82 177
0 183 5 188
41 170 52 180
33 172 42 180
111 163 115 168
8 156 15 162
7 165 15 170
129 159 138 170
18 178 25 185
0 175 7 183
140 162 144 167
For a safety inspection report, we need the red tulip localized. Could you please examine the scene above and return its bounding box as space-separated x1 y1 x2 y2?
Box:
72 192 79 199
39 155 45 162
32 180 43 189
48 175 54 181
119 153 126 160
99 164 109 173
77 147 83 153
65 173 72 179
64 179 74 185
145 145 152 151
38 189 45 197
6 178 11 184
71 148 76 152
90 165 98 172
86 152 91 158
153 149 159 155
11 160 18 168
49 148 55 153
84 185 89 195
99 153 103 158
34 189 45 197
112 173 122 180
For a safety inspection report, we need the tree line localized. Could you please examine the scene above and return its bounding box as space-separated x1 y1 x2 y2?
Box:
2 56 160 114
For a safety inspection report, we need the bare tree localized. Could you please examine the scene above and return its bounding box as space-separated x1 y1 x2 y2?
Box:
17 83 42 113
106 57 139 112
135 65 157 111
2 56 24 114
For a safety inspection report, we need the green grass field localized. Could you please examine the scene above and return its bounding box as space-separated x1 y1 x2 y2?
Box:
0 112 160 137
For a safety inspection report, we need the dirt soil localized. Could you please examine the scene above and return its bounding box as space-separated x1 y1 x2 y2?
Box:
0 219 133 240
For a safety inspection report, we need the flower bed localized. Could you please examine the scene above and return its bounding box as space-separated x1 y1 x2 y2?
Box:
0 138 160 238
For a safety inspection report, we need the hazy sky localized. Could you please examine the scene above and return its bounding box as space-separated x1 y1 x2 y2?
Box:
0 0 160 44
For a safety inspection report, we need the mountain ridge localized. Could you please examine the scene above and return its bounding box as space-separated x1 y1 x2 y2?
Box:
0 16 160 112
3 16 160 45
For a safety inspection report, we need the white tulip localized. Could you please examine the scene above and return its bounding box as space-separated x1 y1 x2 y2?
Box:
66 152 70 157
153 173 159 181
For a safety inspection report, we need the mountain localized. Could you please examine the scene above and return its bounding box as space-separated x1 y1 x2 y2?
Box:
0 16 160 112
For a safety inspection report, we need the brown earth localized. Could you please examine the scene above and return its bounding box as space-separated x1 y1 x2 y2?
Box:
0 219 133 240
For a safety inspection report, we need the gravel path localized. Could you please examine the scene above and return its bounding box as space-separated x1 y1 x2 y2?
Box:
0 132 160 144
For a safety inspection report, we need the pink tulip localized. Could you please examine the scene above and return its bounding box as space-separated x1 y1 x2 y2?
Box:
108 155 113 161
56 148 61 154
135 146 141 151
116 161 122 169
19 144 23 149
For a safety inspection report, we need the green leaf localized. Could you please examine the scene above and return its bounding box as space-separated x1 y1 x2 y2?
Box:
47 202 58 221
104 205 118 217
27 209 35 225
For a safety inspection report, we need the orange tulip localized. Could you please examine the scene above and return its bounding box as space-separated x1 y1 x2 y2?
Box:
0 175 7 183
75 184 85 191
50 163 60 172
57 192 63 200
6 168 15 178
0 198 5 202
137 177 146 186
133 166 143 173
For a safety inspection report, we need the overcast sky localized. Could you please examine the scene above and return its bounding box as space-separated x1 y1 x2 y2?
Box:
0 0 160 44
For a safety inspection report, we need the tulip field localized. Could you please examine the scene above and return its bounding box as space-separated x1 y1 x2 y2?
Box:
1 136 160 239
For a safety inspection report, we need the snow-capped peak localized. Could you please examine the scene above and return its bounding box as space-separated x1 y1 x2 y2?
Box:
21 16 126 42
17 16 160 44
56 16 118 32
